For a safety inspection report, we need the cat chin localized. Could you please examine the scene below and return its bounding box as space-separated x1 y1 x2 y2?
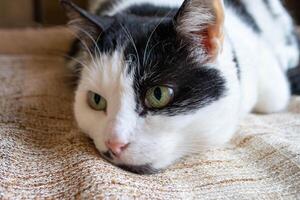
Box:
99 148 174 175
98 149 177 174
117 164 159 175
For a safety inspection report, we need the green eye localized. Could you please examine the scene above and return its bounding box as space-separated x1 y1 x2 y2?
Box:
145 86 174 109
87 91 107 111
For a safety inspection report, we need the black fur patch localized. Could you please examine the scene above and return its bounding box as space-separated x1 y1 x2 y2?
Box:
288 66 300 95
288 31 300 94
125 4 177 17
232 49 241 80
228 37 241 80
92 4 177 54
225 0 261 33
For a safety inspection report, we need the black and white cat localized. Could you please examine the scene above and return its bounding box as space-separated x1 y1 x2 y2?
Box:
61 0 300 174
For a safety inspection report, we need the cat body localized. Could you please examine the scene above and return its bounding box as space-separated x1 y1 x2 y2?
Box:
62 0 299 174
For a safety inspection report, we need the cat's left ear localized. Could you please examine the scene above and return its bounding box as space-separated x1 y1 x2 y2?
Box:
175 0 225 62
60 0 114 46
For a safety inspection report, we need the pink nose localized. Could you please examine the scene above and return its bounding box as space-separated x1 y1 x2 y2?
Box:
105 140 129 157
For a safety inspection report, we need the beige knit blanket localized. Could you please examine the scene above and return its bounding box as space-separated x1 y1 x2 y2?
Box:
0 27 299 199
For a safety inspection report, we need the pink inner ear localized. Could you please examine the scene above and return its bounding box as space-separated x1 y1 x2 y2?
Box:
192 29 218 61
200 30 214 56
202 0 225 61
196 24 224 62
176 0 225 62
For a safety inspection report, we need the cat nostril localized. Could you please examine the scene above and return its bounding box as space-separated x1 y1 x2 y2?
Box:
105 140 129 157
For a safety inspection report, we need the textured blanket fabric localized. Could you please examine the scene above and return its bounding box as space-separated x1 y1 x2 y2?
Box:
0 27 299 199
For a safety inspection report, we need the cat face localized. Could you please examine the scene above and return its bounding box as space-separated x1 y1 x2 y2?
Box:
62 0 236 174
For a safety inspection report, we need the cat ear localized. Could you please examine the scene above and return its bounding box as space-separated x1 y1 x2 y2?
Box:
60 0 114 46
175 0 225 62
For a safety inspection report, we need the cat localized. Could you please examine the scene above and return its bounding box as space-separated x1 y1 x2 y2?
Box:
61 0 300 174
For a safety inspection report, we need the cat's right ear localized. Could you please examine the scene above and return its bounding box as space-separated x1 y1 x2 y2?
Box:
60 0 114 46
174 0 225 63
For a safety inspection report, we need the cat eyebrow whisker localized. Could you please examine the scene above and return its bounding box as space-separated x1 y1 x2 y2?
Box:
94 31 105 58
63 54 90 69
74 25 101 55
143 40 162 68
70 30 98 69
142 10 174 67
118 21 141 75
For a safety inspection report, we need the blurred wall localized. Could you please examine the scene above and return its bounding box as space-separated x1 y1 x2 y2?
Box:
0 0 299 28
0 0 88 28
0 1 34 27
36 0 87 26
285 0 300 24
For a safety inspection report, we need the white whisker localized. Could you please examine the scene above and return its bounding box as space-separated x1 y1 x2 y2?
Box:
143 10 174 66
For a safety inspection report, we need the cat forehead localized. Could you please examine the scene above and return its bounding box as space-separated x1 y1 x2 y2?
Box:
95 14 176 53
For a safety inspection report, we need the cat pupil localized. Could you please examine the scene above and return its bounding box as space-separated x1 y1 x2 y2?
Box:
94 94 101 104
154 87 162 100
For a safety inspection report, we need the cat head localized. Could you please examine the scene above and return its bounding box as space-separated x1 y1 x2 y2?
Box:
61 0 235 174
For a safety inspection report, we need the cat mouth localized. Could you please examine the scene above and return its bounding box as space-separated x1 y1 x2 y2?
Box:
100 151 159 174
101 150 114 160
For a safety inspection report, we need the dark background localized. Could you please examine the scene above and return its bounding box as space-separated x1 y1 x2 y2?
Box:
287 0 300 24
0 0 87 28
0 0 299 28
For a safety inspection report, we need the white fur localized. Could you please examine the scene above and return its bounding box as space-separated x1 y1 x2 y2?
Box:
90 0 182 15
74 0 299 170
241 0 298 71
